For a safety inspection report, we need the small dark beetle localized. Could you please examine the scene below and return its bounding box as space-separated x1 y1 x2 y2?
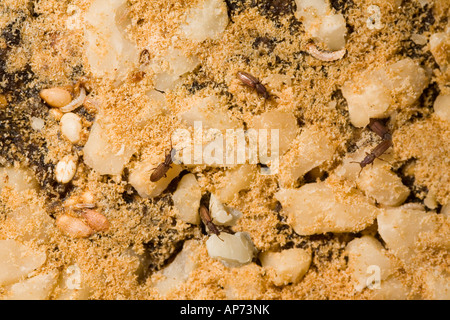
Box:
352 118 393 174
150 148 176 182
237 71 270 99
368 118 392 141
354 139 393 170
199 204 222 239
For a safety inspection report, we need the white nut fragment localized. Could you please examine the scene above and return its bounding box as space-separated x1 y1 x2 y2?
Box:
5 270 59 300
259 248 311 286
55 156 77 184
83 121 135 175
180 96 242 131
152 47 200 91
4 197 53 242
60 112 82 144
135 90 167 128
0 167 38 192
30 117 45 131
39 87 72 108
345 236 395 292
56 214 94 239
152 240 202 297
0 239 47 286
442 203 450 217
206 232 256 267
209 193 242 226
356 163 410 207
84 0 138 80
275 181 381 235
128 156 182 198
295 0 347 50
278 126 336 187
342 58 429 127
422 268 450 300
429 32 450 70
250 110 298 156
370 277 411 300
214 164 255 204
173 173 202 224
377 206 441 262
180 0 229 42
433 94 450 122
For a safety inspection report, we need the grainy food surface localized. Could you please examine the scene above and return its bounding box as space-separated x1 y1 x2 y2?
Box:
0 0 449 300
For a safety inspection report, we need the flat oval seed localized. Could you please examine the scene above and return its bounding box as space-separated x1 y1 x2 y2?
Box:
56 214 94 238
82 209 110 232
39 87 72 108
60 112 82 144
55 156 77 184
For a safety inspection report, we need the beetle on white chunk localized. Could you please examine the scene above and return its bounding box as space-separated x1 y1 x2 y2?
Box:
128 155 182 199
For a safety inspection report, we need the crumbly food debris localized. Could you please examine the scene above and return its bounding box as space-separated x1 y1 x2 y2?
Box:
0 0 449 300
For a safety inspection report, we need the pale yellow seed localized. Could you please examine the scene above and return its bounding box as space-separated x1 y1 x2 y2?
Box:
60 112 82 144
55 156 77 184
56 214 94 238
39 87 72 108
82 209 110 232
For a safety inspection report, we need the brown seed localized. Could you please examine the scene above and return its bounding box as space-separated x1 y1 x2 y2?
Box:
56 214 94 238
39 87 73 108
81 209 110 232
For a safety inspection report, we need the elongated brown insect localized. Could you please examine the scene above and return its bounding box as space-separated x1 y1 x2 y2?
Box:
352 118 393 174
368 118 392 141
150 148 176 182
199 204 222 239
236 71 270 99
352 139 393 174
